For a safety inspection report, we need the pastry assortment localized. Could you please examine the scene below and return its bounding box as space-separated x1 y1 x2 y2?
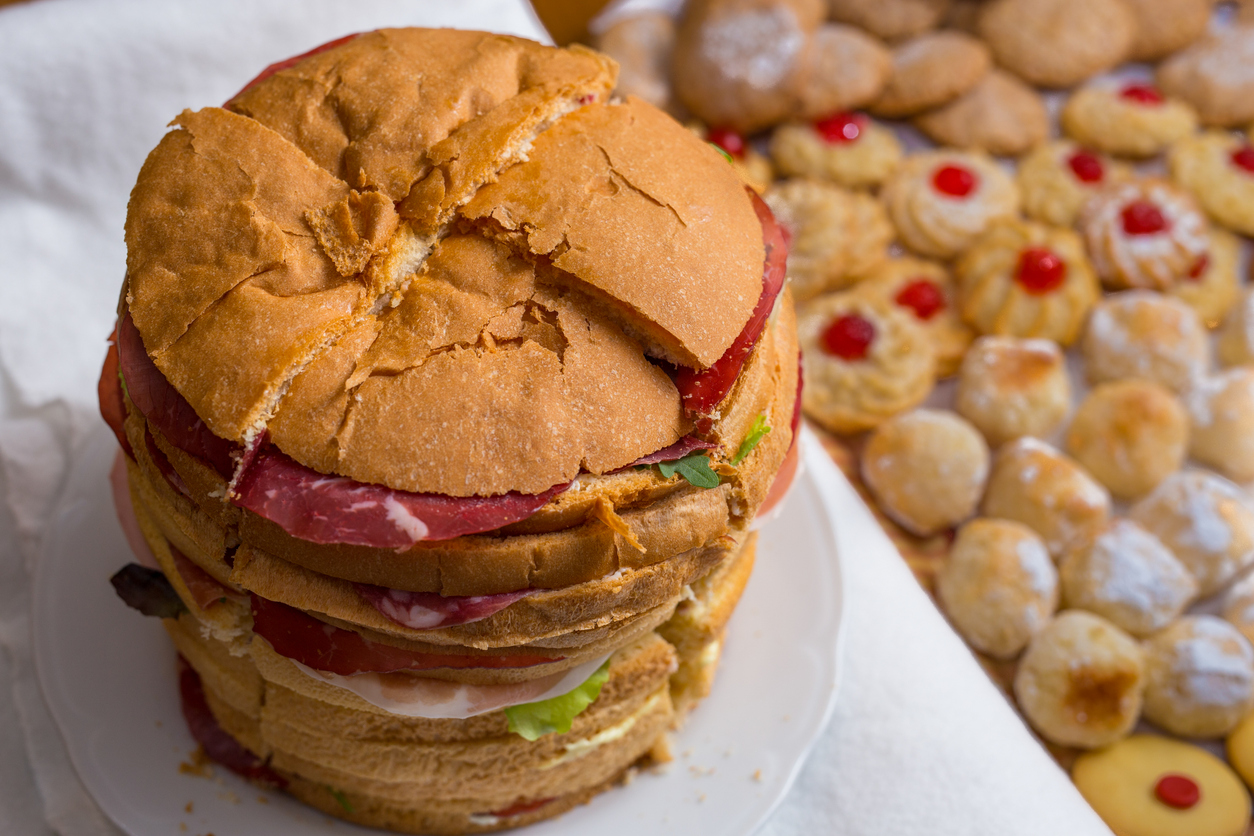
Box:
590 0 1254 831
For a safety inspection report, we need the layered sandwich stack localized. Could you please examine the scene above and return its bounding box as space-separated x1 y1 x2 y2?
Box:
98 29 799 834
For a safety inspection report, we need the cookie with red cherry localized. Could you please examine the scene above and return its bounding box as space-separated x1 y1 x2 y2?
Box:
1061 80 1198 159
1170 131 1254 238
699 124 774 194
770 111 903 190
857 256 973 377
1018 141 1131 229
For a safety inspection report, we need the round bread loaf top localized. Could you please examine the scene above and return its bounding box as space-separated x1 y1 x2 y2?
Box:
122 29 766 497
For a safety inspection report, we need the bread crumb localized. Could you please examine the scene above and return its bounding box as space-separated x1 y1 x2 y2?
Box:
184 802 193 814
753 769 763 782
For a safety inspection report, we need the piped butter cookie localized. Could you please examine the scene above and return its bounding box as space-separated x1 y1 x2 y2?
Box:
1018 141 1131 229
1169 228 1241 329
1170 131 1254 237
857 256 973 376
770 111 902 190
1061 81 1198 159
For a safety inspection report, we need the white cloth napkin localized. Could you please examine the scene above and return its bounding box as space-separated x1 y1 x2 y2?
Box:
0 1 1112 834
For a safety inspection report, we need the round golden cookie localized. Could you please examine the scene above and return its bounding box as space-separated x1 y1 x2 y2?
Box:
880 150 1019 260
954 336 1071 447
798 291 936 435
1059 519 1197 638
1221 574 1254 650
982 437 1113 559
795 24 894 120
1186 368 1254 483
1229 711 1254 800
1123 0 1214 62
1061 81 1199 159
1169 228 1241 329
1130 471 1254 598
913 70 1048 158
1014 610 1145 749
1065 380 1189 501
1079 179 1210 291
861 409 990 536
593 12 684 119
869 31 991 118
1158 25 1254 128
1170 131 1254 238
1218 287 1254 367
1081 291 1209 395
842 191 894 280
856 256 973 377
1143 615 1254 739
977 0 1136 89
770 113 903 190
1075 735 1251 836
936 518 1057 659
954 218 1100 347
826 0 951 42
1018 141 1131 229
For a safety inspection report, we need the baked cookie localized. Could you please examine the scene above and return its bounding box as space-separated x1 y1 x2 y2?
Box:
869 31 991 118
1061 81 1198 160
1130 471 1254 597
1221 573 1254 650
1170 131 1254 238
982 437 1112 559
1079 179 1210 291
696 125 773 194
1143 616 1254 739
1218 287 1254 367
1122 0 1214 62
842 192 895 280
1186 368 1254 483
1081 291 1209 395
1059 519 1197 637
796 24 895 120
1018 141 1131 229
770 112 903 190
955 219 1100 347
1169 228 1241 329
882 151 1019 260
913 70 1048 158
826 0 951 42
941 0 983 34
861 410 990 536
955 336 1071 447
1075 735 1251 836
1065 380 1189 501
798 292 936 434
1158 25 1254 128
977 0 1135 89
1014 610 1145 749
1228 711 1254 799
593 12 684 119
857 256 973 377
936 518 1058 659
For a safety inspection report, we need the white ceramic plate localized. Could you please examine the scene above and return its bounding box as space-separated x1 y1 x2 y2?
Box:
32 424 845 836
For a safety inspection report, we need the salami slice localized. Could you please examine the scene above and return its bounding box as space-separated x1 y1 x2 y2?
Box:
178 657 286 788
354 584 534 630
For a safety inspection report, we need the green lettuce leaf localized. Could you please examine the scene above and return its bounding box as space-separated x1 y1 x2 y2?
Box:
505 660 611 741
118 370 129 399
656 451 720 489
731 414 772 465
710 142 734 164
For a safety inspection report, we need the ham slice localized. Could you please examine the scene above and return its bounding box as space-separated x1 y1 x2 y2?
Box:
354 584 533 630
249 594 563 675
225 33 361 104
178 656 287 788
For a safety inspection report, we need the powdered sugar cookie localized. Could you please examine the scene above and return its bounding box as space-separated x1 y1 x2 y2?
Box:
593 12 684 119
1218 287 1254 367
1158 25 1254 128
1061 81 1198 159
1081 291 1209 394
827 0 951 42
795 24 894 120
1170 131 1254 238
881 150 1019 260
955 218 1100 347
1186 368 1254 484
857 256 973 376
770 112 903 190
937 518 1058 659
870 30 990 118
1222 573 1254 649
955 336 1072 447
913 70 1048 158
1169 228 1241 329
1018 141 1132 229
1143 616 1254 739
977 0 1135 89
1122 0 1213 62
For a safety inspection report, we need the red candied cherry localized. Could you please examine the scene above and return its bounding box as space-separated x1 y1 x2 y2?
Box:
707 126 747 160
813 111 867 144
1119 83 1164 106
894 279 947 320
1187 253 1210 281
1066 150 1105 184
1016 248 1068 295
933 164 977 198
1154 774 1200 810
821 313 876 361
1231 146 1254 175
1121 200 1170 236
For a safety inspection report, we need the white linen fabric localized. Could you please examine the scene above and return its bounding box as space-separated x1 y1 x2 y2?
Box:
0 1 1111 833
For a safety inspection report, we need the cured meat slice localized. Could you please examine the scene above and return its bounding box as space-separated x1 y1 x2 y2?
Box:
144 428 190 498
169 545 240 611
623 435 717 468
98 333 132 457
249 595 563 675
178 656 286 788
353 584 533 630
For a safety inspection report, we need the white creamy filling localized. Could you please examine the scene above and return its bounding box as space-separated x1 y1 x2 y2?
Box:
538 689 665 771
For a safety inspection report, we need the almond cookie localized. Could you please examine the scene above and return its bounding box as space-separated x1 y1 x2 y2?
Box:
1131 471 1254 597
857 256 973 376
795 24 894 120
1061 81 1199 159
1076 736 1251 836
1059 519 1197 638
1219 287 1254 367
1079 179 1210 291
798 292 936 434
698 125 774 194
1169 228 1241 329
913 70 1048 157
881 150 1019 260
1170 131 1254 237
861 410 990 536
977 0 1135 89
937 518 1058 659
1186 368 1254 484
955 336 1071 447
593 12 684 119
826 0 951 42
770 111 903 189
1014 610 1145 749
1122 0 1213 62
1158 25 1254 128
983 437 1113 559
955 219 1100 347
1065 380 1189 501
1018 141 1132 229
1143 616 1254 739
869 31 991 118
1081 291 1209 394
